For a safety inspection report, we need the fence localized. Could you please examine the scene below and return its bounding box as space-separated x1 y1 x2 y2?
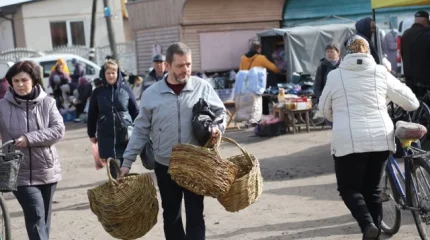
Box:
0 42 137 75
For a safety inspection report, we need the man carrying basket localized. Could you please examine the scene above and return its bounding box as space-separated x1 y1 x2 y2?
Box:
120 42 226 240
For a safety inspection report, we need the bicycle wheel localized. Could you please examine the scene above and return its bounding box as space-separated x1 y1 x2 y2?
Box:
407 157 430 240
0 194 11 240
381 170 402 235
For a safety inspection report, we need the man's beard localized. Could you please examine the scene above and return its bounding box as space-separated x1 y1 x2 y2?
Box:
173 72 189 84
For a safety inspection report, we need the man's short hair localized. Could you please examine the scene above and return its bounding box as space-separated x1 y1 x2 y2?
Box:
250 41 262 51
166 42 191 64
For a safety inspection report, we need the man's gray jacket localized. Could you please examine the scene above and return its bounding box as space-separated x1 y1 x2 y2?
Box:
122 76 226 168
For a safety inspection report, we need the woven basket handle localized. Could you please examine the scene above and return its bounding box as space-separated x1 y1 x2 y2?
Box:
221 137 255 165
203 132 222 149
106 158 121 185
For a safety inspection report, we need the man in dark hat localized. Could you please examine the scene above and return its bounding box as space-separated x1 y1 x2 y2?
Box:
140 54 168 96
401 10 429 95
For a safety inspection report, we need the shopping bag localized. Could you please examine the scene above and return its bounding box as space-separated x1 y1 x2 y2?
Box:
92 143 105 170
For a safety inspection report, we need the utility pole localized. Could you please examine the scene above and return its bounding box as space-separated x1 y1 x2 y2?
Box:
89 0 97 62
103 0 118 61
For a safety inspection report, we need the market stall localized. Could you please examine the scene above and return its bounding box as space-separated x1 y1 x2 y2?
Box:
257 23 356 83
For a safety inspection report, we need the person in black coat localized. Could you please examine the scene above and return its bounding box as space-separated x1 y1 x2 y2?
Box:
87 60 139 178
355 17 380 64
314 43 341 100
404 10 430 96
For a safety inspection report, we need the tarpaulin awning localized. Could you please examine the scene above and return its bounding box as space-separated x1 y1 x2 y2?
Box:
257 24 358 82
371 0 430 9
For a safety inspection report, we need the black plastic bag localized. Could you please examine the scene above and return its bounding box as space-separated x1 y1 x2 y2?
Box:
192 98 223 146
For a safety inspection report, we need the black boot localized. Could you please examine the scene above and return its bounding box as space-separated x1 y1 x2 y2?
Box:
363 223 378 240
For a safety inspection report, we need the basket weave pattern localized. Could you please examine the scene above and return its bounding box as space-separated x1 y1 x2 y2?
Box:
169 137 238 198
217 137 263 212
0 152 24 192
87 158 159 239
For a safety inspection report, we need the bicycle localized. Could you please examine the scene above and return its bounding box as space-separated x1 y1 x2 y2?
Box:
381 121 430 239
0 140 25 240
411 89 430 146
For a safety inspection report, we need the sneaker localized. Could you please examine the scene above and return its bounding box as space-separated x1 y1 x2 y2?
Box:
363 223 378 240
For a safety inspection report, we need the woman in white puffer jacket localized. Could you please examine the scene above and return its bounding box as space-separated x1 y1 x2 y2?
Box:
318 35 419 240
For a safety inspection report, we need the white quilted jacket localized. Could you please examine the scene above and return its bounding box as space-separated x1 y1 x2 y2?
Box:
318 53 419 157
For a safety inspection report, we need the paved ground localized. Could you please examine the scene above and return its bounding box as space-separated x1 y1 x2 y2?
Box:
4 123 424 239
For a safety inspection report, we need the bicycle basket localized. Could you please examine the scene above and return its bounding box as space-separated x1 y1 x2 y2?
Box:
0 151 24 192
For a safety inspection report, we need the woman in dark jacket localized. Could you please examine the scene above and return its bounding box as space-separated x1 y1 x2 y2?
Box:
314 43 341 100
87 60 138 178
2 61 65 240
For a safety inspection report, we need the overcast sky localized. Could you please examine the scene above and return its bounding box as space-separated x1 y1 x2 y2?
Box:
0 0 33 8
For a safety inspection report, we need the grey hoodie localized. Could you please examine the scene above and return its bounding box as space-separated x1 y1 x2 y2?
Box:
122 76 226 168
0 85 65 186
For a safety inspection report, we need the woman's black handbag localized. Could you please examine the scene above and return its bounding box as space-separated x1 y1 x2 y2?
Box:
104 95 133 144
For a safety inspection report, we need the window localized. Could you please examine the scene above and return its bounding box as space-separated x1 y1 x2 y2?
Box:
50 22 68 47
50 21 86 48
70 22 85 46
39 61 58 78
86 64 95 75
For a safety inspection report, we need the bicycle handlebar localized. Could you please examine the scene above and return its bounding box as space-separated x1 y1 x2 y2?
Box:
1 140 15 149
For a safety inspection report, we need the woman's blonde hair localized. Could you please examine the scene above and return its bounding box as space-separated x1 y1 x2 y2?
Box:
345 35 370 54
104 60 118 72
347 38 370 54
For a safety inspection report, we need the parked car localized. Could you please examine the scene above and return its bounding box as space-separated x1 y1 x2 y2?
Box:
21 54 101 94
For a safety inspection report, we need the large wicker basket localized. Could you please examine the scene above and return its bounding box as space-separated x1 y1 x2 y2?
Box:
217 137 263 212
169 136 238 198
87 158 159 239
